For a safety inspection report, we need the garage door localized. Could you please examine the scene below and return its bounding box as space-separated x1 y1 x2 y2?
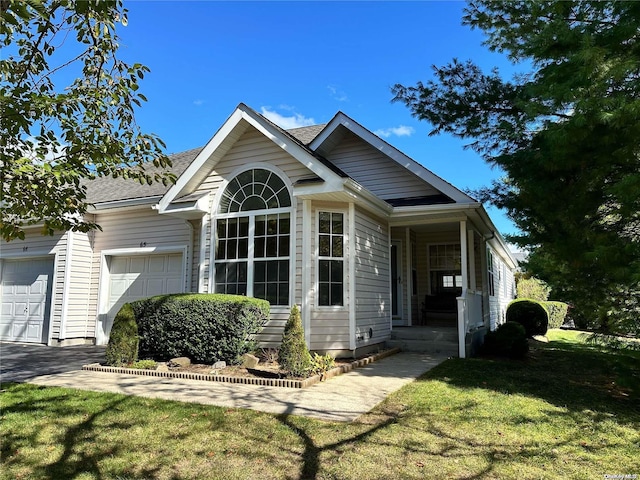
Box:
98 253 184 344
0 257 54 343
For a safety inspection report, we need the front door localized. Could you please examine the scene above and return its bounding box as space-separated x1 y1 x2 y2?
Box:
391 241 404 325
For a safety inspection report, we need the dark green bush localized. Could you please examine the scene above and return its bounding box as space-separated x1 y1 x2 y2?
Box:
542 301 569 329
131 294 270 365
278 304 311 377
506 298 549 337
105 303 139 366
483 321 529 359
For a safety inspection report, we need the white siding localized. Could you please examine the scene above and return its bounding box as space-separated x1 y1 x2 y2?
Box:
0 230 67 343
89 208 193 329
325 130 440 200
65 230 94 339
354 207 390 346
488 246 516 330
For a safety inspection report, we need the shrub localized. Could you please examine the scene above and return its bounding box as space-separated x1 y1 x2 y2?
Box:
132 294 270 365
105 303 139 366
309 353 336 375
483 321 529 359
543 301 569 329
129 359 157 370
278 305 311 377
506 298 549 337
516 276 550 301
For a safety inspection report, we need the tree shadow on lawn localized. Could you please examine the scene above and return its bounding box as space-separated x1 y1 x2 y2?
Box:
419 338 640 425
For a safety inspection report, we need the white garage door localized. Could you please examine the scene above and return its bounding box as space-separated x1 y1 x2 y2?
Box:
98 253 184 344
0 257 54 343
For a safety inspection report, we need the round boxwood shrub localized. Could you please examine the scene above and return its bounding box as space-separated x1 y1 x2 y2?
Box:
278 304 311 377
542 301 569 329
506 298 549 337
483 321 529 359
105 303 139 366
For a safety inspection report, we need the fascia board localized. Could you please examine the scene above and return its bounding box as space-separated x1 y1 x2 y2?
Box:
311 112 475 204
239 106 345 184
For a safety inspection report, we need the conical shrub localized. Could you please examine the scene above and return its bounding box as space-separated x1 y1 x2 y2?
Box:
278 304 311 377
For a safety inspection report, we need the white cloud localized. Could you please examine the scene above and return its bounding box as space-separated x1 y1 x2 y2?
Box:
374 125 415 138
260 106 316 129
327 85 348 102
193 99 204 106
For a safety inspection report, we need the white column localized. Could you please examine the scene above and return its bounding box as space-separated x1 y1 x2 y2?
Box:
468 230 476 291
459 220 468 294
405 227 412 326
458 220 468 358
302 199 312 346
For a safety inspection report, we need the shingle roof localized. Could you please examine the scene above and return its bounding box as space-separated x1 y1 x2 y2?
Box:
84 119 335 207
85 147 202 205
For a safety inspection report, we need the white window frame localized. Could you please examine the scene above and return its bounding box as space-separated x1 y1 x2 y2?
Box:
316 209 347 309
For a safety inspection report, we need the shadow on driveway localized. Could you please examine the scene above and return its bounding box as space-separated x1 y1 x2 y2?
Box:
1 342 106 383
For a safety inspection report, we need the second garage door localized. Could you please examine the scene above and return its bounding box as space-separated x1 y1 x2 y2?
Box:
100 253 184 343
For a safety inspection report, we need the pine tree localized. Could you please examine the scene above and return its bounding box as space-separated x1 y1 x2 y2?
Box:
278 305 311 377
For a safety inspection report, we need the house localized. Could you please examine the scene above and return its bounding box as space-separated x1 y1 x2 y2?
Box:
0 103 516 358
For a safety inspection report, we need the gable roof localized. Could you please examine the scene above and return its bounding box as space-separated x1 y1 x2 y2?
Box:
310 112 476 204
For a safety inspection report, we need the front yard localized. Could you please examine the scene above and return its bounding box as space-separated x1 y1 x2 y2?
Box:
1 330 639 479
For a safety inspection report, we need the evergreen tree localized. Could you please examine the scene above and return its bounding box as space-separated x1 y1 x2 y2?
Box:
278 305 311 377
393 1 640 335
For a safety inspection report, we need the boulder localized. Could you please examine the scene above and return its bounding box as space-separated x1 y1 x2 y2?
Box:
242 353 259 369
168 357 191 368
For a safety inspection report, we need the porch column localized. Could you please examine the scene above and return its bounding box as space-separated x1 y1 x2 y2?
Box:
458 220 468 358
468 230 476 291
302 199 312 346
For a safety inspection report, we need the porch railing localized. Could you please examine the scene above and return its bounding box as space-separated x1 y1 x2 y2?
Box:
456 290 484 358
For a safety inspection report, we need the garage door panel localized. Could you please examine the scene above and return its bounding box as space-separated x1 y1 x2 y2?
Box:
99 253 184 345
0 257 54 343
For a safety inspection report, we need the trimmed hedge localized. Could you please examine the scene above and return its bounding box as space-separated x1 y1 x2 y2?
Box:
543 301 569 329
483 321 529 358
105 303 139 366
131 294 270 365
506 298 549 337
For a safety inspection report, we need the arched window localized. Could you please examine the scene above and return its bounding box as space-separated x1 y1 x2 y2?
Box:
214 168 292 306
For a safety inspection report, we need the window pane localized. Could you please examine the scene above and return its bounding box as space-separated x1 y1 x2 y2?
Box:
267 216 278 235
331 260 343 282
216 240 226 260
255 216 266 236
238 238 248 258
319 260 329 282
319 283 329 306
319 235 330 256
332 236 343 257
279 216 290 234
238 217 249 237
226 239 237 259
266 237 277 257
255 237 265 258
278 260 288 280
254 169 270 184
319 212 330 233
237 170 253 186
254 283 265 299
332 213 343 234
267 283 278 304
331 283 343 306
217 220 227 239
278 284 289 305
228 218 237 237
267 261 278 282
277 188 290 207
238 263 247 282
279 236 289 257
215 265 227 284
255 261 265 282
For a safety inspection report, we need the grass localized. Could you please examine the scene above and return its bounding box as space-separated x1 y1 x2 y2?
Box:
1 329 639 479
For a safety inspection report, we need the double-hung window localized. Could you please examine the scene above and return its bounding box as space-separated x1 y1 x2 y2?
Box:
214 168 291 306
318 211 344 307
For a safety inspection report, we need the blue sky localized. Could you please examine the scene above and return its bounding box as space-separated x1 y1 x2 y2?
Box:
115 1 522 239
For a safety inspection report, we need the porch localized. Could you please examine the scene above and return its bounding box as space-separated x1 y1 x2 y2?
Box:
388 217 490 358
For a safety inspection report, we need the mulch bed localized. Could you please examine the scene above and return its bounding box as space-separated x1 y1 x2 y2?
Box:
83 348 400 389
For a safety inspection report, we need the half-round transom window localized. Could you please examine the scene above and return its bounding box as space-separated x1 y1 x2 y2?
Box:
218 168 291 214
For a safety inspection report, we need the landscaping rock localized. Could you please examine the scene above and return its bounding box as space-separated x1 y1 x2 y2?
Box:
168 357 191 368
212 360 226 369
156 363 169 372
242 353 259 368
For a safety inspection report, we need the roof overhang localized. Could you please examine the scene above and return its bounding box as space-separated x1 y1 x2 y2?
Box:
156 103 346 214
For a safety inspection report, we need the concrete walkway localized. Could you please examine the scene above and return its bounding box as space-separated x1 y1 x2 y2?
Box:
0 342 447 422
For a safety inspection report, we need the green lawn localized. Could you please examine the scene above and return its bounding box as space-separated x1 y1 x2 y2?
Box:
1 330 639 480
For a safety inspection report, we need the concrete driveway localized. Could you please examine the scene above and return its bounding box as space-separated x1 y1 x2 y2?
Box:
0 342 447 422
